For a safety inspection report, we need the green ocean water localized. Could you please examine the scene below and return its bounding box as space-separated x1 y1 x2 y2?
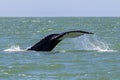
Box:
0 17 120 80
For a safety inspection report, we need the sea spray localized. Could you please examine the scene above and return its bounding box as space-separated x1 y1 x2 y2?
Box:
4 45 24 52
3 35 116 52
72 35 116 52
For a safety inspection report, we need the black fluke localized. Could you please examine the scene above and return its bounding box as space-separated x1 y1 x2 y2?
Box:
27 30 94 51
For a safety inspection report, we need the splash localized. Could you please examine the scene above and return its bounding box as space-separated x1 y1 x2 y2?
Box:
4 45 24 52
72 35 117 52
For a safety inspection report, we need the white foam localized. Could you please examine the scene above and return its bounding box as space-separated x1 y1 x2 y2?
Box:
4 45 24 52
72 35 117 52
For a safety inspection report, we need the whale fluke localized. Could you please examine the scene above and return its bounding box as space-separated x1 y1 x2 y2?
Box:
27 30 94 51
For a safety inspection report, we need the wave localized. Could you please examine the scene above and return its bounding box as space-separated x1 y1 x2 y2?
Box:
72 35 117 52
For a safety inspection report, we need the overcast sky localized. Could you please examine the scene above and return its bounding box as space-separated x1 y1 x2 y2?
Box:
0 0 120 17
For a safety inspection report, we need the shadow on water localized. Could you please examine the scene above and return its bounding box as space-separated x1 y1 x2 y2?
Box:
1 49 98 54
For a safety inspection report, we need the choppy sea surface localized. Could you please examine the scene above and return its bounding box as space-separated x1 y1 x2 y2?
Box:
0 17 120 80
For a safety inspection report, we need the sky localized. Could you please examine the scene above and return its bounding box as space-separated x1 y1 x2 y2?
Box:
0 0 120 17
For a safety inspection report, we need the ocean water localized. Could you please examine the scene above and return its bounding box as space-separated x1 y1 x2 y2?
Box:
0 17 120 80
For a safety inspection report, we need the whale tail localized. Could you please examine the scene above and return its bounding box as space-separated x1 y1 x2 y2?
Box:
28 30 94 51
